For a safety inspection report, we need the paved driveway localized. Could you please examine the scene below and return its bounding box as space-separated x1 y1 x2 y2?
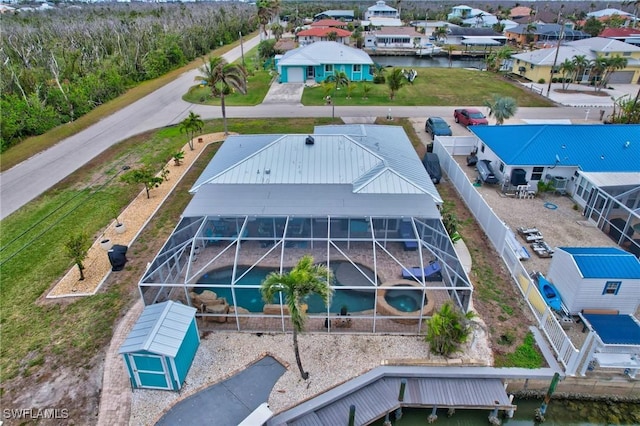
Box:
262 81 305 104
156 356 285 426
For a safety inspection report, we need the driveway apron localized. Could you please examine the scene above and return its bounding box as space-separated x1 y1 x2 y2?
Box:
261 81 305 104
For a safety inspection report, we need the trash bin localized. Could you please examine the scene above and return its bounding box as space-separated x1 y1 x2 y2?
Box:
108 245 128 271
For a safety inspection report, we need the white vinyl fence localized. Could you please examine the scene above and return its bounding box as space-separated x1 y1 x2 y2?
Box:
433 136 582 374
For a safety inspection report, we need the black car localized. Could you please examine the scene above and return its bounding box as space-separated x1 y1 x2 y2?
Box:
422 153 442 184
425 117 453 139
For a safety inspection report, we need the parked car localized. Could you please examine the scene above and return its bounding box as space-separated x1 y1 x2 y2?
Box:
454 108 489 126
425 117 452 139
422 153 442 184
476 159 499 184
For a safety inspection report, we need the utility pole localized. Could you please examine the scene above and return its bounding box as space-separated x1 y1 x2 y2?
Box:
546 9 565 97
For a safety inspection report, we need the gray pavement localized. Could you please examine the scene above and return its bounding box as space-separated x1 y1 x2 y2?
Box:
2 40 634 219
155 356 285 426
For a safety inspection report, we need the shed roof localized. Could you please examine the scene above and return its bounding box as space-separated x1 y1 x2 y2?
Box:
582 314 640 345
470 124 640 173
278 41 373 66
119 301 196 358
559 247 640 279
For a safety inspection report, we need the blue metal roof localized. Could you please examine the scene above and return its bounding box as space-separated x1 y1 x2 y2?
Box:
559 247 640 279
470 125 640 172
583 314 640 345
119 301 197 358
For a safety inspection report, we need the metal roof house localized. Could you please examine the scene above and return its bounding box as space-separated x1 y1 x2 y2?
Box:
470 124 640 256
119 301 199 391
276 41 373 83
546 247 640 315
139 125 473 335
364 0 399 21
314 10 355 22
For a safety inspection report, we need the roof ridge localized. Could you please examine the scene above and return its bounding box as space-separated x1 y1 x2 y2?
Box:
143 301 173 351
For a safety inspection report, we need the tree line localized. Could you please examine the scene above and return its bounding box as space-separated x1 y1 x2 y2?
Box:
0 2 258 151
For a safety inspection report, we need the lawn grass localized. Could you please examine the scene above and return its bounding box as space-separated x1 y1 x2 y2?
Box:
0 117 335 383
302 68 553 107
0 37 247 173
182 46 275 106
495 332 545 368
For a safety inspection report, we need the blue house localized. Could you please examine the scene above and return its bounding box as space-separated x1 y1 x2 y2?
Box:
470 124 640 254
276 41 374 83
119 301 199 391
547 247 640 315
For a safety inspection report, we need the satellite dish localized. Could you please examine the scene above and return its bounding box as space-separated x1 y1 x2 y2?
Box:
555 154 561 164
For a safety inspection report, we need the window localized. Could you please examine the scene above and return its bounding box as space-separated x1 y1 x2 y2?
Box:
499 162 505 172
602 281 621 295
480 143 485 153
325 64 333 72
531 166 544 181
353 64 361 72
623 52 631 57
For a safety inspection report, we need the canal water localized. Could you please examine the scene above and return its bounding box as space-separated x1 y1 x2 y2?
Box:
370 55 486 70
370 398 640 425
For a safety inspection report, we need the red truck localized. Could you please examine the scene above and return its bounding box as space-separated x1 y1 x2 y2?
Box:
454 108 489 126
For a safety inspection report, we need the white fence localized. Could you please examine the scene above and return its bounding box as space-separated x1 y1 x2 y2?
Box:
434 136 582 374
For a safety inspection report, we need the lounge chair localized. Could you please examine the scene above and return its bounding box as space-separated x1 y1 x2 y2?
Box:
402 261 442 281
399 221 418 251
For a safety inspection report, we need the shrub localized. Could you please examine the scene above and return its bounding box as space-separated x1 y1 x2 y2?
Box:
373 75 386 84
425 302 476 356
538 78 545 84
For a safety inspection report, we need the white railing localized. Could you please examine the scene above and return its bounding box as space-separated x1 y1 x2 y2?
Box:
434 138 581 374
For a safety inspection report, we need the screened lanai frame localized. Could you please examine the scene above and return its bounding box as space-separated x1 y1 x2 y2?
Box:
139 212 473 335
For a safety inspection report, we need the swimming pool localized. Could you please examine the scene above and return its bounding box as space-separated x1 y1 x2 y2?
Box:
384 289 426 312
197 262 377 313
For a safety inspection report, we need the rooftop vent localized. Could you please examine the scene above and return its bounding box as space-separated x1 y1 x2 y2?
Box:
305 135 315 146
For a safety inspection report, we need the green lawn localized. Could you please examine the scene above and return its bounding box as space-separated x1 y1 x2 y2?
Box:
302 68 552 107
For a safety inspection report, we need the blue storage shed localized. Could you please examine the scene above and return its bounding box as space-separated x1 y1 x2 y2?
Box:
119 301 199 391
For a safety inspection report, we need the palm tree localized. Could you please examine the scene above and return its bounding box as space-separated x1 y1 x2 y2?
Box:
589 56 609 91
327 31 339 42
386 68 407 100
524 22 537 45
256 0 281 39
260 255 333 379
195 56 247 135
425 301 475 356
559 59 576 90
572 54 589 84
179 111 204 151
484 95 518 125
434 26 448 43
270 22 284 41
600 56 628 90
325 71 350 93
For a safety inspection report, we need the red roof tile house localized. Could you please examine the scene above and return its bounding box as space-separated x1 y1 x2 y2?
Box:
297 27 352 46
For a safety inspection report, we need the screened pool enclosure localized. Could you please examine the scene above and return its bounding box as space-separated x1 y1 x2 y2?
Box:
138 125 474 334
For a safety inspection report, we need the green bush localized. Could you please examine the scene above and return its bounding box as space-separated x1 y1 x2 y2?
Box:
537 78 545 84
373 75 386 84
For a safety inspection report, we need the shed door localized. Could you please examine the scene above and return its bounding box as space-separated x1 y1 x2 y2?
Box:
608 71 634 84
288 67 304 83
129 354 172 390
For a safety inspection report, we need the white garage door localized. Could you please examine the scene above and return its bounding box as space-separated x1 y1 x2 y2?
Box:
608 71 634 84
287 67 304 83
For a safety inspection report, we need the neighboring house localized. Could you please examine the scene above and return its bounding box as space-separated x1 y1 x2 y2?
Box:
600 28 640 47
311 19 348 29
276 41 374 83
546 247 640 315
138 125 473 334
470 124 640 255
297 27 352 46
445 27 506 45
447 4 486 21
364 26 441 54
461 14 519 31
509 6 533 20
510 37 640 84
314 10 355 22
587 8 637 26
505 23 588 46
512 11 558 25
365 0 399 21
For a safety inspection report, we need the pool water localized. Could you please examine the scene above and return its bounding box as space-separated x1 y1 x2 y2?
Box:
384 290 424 312
197 263 376 313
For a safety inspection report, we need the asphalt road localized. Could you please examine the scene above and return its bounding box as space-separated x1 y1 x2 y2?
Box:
0 35 599 219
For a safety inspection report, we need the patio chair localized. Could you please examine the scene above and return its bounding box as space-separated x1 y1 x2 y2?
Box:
402 261 442 281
